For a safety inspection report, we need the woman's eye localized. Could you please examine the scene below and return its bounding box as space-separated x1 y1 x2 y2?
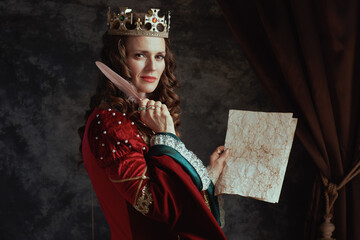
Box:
135 53 144 58
156 55 165 60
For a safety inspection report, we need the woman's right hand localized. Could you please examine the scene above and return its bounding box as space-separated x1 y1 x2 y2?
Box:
139 98 176 135
207 146 230 184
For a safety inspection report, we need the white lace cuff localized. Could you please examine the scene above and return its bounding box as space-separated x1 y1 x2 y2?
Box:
150 133 211 190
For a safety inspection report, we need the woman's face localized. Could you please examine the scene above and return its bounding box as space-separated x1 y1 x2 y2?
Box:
125 36 166 94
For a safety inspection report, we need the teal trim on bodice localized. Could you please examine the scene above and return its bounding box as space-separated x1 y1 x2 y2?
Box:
148 144 221 225
149 144 203 190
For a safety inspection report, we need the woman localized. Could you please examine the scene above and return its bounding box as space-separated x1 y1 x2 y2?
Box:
79 7 229 240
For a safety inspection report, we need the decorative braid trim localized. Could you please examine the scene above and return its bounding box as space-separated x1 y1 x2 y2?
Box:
202 190 211 211
133 185 153 215
150 134 211 190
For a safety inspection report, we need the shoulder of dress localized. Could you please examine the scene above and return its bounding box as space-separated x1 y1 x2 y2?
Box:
93 108 133 131
88 108 148 155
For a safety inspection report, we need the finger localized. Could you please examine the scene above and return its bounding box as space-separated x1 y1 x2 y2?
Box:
216 146 225 155
161 103 170 115
212 146 224 156
147 100 155 109
155 101 162 108
223 149 230 156
210 149 221 162
218 149 230 162
144 101 155 118
140 98 149 108
154 101 162 116
139 98 149 117
147 100 155 106
211 147 229 163
218 145 225 151
161 104 174 124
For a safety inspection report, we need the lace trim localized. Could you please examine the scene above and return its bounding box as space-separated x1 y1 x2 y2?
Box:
133 185 153 215
150 134 211 190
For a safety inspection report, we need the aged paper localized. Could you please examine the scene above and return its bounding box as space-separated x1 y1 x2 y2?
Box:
214 110 297 203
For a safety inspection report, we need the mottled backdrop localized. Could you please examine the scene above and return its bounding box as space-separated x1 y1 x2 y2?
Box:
0 0 316 239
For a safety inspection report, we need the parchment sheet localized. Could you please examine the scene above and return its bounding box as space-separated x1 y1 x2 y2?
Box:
214 110 297 203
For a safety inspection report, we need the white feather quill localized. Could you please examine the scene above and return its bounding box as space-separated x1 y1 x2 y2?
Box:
95 61 145 103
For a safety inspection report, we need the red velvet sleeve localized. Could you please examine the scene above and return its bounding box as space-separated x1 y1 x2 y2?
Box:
87 108 151 208
87 109 184 220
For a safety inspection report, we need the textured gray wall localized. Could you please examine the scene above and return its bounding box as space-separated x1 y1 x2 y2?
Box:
0 0 315 239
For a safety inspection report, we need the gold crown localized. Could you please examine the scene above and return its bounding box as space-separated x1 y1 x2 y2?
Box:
107 7 170 38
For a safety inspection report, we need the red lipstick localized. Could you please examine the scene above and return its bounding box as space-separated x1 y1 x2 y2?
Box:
141 76 157 83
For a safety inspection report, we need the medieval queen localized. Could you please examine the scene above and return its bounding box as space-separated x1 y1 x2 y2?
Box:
79 7 229 240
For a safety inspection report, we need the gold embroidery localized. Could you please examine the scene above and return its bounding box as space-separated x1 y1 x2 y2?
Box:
109 167 150 183
109 167 152 215
133 167 148 203
133 185 153 215
202 190 211 211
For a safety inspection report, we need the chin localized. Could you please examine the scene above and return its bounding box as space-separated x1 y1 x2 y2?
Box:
138 84 159 94
137 88 155 94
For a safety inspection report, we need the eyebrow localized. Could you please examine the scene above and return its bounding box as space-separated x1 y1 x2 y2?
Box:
129 50 166 54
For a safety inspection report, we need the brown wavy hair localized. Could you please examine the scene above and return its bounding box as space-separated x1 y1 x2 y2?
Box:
78 33 181 155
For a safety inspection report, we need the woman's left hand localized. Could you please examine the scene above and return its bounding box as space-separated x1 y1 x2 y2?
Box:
207 146 230 184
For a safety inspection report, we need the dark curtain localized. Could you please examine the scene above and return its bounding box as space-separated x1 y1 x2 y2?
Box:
216 0 360 239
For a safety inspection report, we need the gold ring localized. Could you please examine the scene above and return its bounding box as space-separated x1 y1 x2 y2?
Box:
147 106 156 110
138 106 147 111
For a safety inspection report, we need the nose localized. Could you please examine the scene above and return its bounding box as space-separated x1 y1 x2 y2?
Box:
145 57 156 71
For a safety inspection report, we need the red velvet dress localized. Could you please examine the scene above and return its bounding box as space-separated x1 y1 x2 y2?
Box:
82 107 226 240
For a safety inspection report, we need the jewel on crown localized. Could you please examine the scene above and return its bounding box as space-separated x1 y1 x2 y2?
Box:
107 7 170 38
